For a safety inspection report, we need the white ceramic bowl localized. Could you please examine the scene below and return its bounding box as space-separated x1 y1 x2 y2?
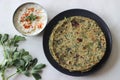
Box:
13 2 48 36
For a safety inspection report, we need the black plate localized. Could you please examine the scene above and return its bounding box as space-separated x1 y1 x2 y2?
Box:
43 9 112 76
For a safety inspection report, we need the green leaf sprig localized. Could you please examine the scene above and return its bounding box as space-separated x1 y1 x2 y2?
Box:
26 13 37 22
0 34 46 80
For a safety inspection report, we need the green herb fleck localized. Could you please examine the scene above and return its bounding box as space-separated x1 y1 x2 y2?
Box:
26 13 37 22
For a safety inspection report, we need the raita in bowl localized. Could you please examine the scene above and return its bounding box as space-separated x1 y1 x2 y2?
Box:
13 2 48 36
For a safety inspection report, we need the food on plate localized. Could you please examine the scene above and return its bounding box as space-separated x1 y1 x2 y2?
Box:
13 3 47 36
49 16 106 72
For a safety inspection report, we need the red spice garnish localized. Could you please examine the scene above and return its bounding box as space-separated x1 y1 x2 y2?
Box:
38 23 43 29
26 19 31 22
28 8 34 12
23 24 31 29
20 15 26 22
20 19 24 22
25 13 29 16
20 12 30 22
36 16 40 19
24 25 30 29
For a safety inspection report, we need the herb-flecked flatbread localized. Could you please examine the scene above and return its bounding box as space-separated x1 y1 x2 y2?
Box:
49 16 106 72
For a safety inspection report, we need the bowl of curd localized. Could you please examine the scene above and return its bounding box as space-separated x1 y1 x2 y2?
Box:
13 2 48 36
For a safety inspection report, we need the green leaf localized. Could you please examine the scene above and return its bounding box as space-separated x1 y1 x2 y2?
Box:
11 35 26 47
22 51 29 56
26 58 38 70
12 47 18 53
4 48 12 59
30 58 38 67
32 73 41 80
19 60 25 66
7 39 14 46
31 64 46 74
14 35 26 42
22 55 32 63
0 65 2 71
13 52 20 59
4 60 13 68
1 34 9 44
34 64 46 70
19 49 29 57
2 61 10 69
0 34 2 41
13 59 25 68
23 71 30 77
19 49 25 54
17 66 26 73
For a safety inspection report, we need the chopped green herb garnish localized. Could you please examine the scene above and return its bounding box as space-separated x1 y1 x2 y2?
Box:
26 13 37 21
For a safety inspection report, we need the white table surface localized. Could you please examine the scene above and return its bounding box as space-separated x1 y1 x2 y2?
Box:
0 0 120 80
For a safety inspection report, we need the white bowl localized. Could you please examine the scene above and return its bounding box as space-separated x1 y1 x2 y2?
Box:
13 2 48 36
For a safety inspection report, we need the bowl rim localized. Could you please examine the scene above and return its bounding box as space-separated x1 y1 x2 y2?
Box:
13 2 48 36
43 9 112 76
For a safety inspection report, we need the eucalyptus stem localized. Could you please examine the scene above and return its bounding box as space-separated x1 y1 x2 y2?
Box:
1 70 5 80
1 59 5 66
3 45 7 59
6 72 17 80
1 45 6 80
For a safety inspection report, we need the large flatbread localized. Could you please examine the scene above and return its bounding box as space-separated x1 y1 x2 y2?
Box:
49 16 106 72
